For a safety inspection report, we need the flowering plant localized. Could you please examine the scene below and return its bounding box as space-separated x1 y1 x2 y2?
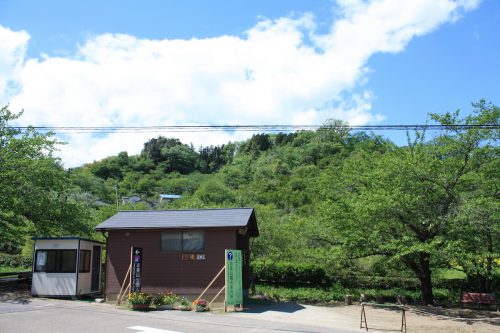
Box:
152 292 177 306
192 299 208 308
162 292 177 305
128 292 152 305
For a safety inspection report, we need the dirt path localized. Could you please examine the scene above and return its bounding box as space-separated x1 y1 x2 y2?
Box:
334 304 499 333
229 302 500 333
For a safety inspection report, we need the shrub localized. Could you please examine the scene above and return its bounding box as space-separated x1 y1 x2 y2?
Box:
333 275 421 290
252 260 326 286
254 285 458 304
255 285 334 303
0 253 32 268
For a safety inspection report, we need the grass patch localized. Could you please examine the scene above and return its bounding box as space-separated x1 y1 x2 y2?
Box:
433 269 467 280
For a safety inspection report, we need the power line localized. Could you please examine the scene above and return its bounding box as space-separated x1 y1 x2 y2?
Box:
11 124 499 134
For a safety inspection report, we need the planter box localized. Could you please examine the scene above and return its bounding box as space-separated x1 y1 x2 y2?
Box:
156 304 174 310
195 305 207 312
131 304 151 311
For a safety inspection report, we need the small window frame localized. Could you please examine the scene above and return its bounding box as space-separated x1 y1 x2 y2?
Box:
34 249 77 273
160 230 205 253
79 250 91 273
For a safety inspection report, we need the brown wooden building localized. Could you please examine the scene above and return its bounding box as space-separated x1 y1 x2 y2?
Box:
95 208 258 300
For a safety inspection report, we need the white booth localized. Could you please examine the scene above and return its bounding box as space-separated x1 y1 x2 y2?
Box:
31 237 103 297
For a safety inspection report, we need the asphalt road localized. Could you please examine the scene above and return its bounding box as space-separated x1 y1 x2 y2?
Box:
0 298 358 333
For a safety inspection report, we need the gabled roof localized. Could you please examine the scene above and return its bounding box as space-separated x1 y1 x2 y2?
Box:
95 208 259 237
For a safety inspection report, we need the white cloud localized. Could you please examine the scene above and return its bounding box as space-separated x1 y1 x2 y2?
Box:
0 25 29 101
0 0 479 167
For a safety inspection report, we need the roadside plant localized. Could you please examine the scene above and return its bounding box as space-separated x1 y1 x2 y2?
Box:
179 297 190 307
162 292 177 305
151 293 164 306
128 292 152 305
192 299 208 308
152 292 177 306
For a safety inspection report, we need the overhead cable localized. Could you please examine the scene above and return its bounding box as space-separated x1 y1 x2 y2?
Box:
11 124 499 134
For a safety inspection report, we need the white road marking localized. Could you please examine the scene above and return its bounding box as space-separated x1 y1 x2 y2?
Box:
127 326 184 333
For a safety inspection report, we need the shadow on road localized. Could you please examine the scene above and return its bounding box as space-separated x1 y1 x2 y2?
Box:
244 301 305 314
0 280 32 304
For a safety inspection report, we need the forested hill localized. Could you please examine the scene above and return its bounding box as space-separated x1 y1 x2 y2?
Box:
1 101 498 304
75 122 392 212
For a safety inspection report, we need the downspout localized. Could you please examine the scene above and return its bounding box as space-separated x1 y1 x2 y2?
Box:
101 231 108 300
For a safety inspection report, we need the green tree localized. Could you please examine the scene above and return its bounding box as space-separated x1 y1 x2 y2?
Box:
0 106 94 247
158 144 199 174
241 134 272 157
194 179 235 205
314 102 499 304
141 136 182 164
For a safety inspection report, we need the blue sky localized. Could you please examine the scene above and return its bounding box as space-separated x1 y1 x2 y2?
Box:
0 0 498 166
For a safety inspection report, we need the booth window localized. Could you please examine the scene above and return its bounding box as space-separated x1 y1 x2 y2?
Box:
35 250 77 273
161 231 204 252
79 250 91 273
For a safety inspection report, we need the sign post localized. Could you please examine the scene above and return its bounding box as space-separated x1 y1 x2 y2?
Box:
131 247 142 292
225 249 242 310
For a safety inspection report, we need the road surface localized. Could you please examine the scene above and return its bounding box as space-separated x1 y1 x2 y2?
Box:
0 298 358 333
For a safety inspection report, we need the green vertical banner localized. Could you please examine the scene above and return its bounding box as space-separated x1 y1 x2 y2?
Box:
225 249 243 305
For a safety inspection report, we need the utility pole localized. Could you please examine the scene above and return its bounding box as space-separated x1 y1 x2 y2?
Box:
115 182 119 211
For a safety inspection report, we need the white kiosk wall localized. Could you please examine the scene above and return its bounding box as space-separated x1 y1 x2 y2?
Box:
31 238 102 297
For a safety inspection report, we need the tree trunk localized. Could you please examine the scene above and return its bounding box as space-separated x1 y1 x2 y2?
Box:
418 252 434 305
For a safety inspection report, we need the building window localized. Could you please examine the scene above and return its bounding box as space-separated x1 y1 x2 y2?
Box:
161 231 182 252
35 250 77 273
79 250 91 273
183 231 204 252
161 231 204 252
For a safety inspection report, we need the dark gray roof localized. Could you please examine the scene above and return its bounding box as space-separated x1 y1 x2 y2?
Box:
32 237 105 244
95 208 259 236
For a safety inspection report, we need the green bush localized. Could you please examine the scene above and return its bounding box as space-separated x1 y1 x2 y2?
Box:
255 285 337 303
0 253 32 269
330 275 498 294
254 284 458 304
252 260 326 286
333 275 421 290
434 275 500 293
